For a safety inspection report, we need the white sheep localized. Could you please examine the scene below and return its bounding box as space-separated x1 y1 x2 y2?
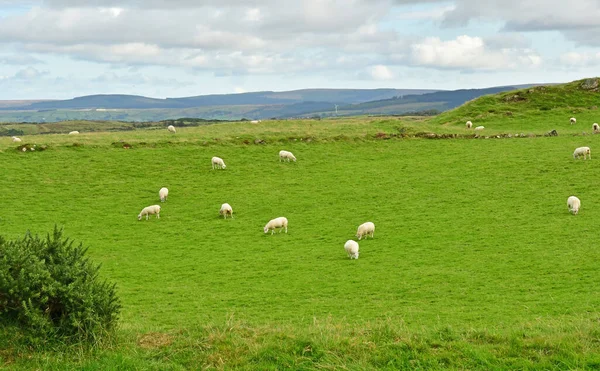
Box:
11 136 22 142
211 156 226 169
567 196 581 215
573 146 591 160
68 131 79 135
264 217 288 234
466 121 473 129
138 205 161 220
570 117 576 125
167 125 176 133
344 240 359 259
279 150 297 162
219 203 233 219
474 126 485 131
159 187 169 202
593 123 599 132
250 120 261 124
356 222 375 240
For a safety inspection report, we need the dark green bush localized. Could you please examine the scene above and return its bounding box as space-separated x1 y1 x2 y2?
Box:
0 128 24 137
0 226 120 344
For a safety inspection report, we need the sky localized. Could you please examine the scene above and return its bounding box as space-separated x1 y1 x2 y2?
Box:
0 0 599 99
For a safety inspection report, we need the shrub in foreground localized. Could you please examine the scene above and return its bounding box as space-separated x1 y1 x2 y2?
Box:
0 226 120 344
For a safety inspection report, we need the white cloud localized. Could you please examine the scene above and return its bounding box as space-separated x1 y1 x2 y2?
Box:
370 65 395 80
560 51 600 66
244 8 262 22
0 53 44 65
438 0 600 29
410 35 542 71
0 0 595 99
395 4 455 21
14 66 47 79
436 0 600 47
92 71 193 87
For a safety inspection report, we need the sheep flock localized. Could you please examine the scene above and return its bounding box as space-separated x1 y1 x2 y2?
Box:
130 149 376 259
10 112 593 261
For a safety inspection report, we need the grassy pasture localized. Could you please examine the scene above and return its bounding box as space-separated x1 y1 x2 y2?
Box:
2 118 600 368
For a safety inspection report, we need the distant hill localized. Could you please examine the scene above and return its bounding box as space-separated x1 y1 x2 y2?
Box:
5 89 438 111
287 84 543 118
0 84 553 123
0 100 55 108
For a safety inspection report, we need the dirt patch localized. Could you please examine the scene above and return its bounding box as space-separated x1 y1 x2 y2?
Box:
138 332 173 349
503 94 527 102
375 132 390 139
17 144 48 152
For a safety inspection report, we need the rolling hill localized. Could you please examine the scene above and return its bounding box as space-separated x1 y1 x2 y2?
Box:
3 88 437 111
0 84 547 123
430 77 600 130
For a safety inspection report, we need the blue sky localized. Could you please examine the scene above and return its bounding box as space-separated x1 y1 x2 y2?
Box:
0 0 599 99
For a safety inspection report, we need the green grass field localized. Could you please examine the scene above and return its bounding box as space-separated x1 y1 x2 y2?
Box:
2 112 600 368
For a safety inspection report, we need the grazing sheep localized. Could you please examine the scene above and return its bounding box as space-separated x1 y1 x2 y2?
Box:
474 126 485 131
344 240 359 259
279 150 297 162
211 156 226 169
567 196 581 215
138 205 161 220
264 217 288 235
593 123 599 132
356 222 375 240
219 203 233 219
159 187 169 202
466 121 473 129
250 120 261 124
11 136 22 142
570 117 576 125
68 131 79 135
573 146 591 160
167 125 176 133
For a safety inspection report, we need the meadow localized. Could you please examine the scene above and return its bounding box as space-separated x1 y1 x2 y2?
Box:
2 114 600 369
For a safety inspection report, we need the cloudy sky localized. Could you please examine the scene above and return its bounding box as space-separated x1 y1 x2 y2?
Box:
0 0 599 99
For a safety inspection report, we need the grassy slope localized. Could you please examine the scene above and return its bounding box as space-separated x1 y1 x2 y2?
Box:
1 116 423 141
2 116 600 368
431 78 600 132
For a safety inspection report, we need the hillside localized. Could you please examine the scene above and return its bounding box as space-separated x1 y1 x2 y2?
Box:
4 88 437 111
0 84 547 123
431 78 600 129
341 86 530 112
